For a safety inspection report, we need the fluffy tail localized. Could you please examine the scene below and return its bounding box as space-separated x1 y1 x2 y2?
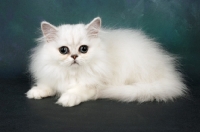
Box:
98 79 187 102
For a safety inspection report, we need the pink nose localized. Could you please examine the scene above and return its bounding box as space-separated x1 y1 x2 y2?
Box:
71 54 78 60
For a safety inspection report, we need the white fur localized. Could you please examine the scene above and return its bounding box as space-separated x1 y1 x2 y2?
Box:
26 17 187 107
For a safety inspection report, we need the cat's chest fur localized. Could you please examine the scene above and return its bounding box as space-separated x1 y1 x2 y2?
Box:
38 60 111 93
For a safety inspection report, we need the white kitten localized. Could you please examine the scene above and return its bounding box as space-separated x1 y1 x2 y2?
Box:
26 17 187 107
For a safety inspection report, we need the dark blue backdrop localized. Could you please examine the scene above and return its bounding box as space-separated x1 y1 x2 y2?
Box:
0 0 200 87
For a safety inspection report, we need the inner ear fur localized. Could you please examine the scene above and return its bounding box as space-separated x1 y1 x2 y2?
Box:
86 17 101 38
41 21 58 42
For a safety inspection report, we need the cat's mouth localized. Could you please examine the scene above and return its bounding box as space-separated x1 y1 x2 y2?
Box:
71 61 79 66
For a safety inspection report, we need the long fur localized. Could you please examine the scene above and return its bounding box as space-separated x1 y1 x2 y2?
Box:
26 17 187 107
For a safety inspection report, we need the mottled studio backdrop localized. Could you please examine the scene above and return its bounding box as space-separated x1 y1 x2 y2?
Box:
0 0 200 87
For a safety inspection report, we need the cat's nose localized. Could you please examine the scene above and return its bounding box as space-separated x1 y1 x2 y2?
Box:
71 54 78 60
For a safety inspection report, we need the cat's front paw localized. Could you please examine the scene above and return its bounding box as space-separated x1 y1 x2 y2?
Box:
26 86 55 99
56 93 82 107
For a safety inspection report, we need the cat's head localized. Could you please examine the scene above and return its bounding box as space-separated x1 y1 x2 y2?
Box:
39 17 104 69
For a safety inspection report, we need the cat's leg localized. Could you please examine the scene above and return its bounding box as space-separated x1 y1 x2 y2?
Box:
26 83 56 99
56 86 97 107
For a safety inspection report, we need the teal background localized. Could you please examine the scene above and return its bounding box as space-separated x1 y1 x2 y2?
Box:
0 0 200 86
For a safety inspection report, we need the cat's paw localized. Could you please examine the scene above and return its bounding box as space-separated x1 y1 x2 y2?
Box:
26 86 55 99
56 93 82 107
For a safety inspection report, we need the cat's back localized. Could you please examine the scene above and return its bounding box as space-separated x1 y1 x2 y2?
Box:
99 28 157 50
99 28 163 60
98 28 175 82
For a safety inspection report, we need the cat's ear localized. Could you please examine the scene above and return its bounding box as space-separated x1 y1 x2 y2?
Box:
86 17 101 38
41 21 58 42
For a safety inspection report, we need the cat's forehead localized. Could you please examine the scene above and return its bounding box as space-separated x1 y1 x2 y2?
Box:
57 24 88 46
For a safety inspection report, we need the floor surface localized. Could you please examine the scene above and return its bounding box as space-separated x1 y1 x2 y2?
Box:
1 79 200 132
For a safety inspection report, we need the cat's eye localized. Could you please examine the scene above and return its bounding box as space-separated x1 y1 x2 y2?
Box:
79 45 88 53
59 46 69 55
